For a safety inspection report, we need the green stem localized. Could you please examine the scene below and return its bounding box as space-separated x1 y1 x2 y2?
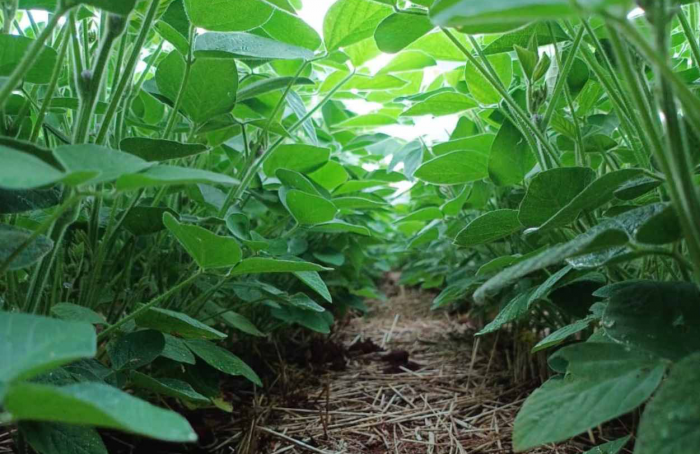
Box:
97 270 202 341
0 5 68 109
95 0 160 145
678 7 700 72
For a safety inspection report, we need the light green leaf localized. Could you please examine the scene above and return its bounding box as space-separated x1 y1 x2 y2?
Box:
377 51 437 74
54 145 152 185
237 76 315 102
400 92 477 117
116 165 238 190
0 35 57 84
4 382 198 442
309 161 349 191
0 146 65 190
163 213 242 270
518 167 597 228
258 7 322 51
465 53 512 105
156 52 238 124
120 138 208 162
324 0 393 51
135 307 226 340
263 144 330 176
374 12 434 53
0 312 96 383
455 209 521 246
309 220 372 236
635 353 700 454
0 224 54 271
488 118 536 186
513 343 666 451
415 149 489 185
283 189 338 225
161 334 196 365
230 258 331 276
333 179 388 195
294 270 332 303
195 32 316 60
433 134 494 156
185 339 262 386
183 0 274 32
405 30 471 61
396 207 443 223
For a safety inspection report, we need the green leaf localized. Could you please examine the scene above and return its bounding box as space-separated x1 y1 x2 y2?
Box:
429 0 574 32
309 161 349 191
238 76 315 102
271 306 333 333
185 339 262 386
374 12 434 53
183 0 273 31
258 7 322 51
0 146 65 190
163 212 242 270
635 204 683 245
602 281 700 361
518 167 597 228
122 206 175 236
0 224 53 271
135 307 226 340
107 330 165 371
396 207 443 223
54 144 152 185
263 144 330 176
465 53 512 105
78 0 137 15
513 343 666 451
377 51 437 74
433 134 495 156
531 317 595 353
0 312 96 383
230 258 331 276
130 372 210 404
161 334 196 365
335 114 396 129
400 92 477 117
288 292 325 312
405 30 471 61
195 32 316 60
294 270 332 303
20 422 107 454
120 138 208 162
324 0 393 51
635 353 700 454
515 44 537 81
488 118 536 186
309 220 372 236
157 52 238 124
4 382 198 442
538 169 644 231
483 23 569 55
202 302 265 337
415 149 489 185
50 304 106 325
455 209 521 246
282 189 338 225
0 187 61 214
116 165 238 191
477 288 535 335
0 35 57 84
582 437 630 454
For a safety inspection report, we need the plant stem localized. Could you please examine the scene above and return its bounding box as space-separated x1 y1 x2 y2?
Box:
678 7 700 71
0 5 68 109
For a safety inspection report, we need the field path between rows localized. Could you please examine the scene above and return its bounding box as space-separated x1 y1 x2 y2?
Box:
218 279 584 454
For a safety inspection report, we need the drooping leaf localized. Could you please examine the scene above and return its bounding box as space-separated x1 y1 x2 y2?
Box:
135 307 226 340
130 372 210 404
185 339 262 386
116 165 238 191
415 149 489 185
455 209 522 246
53 145 152 185
107 330 165 371
294 270 332 303
230 258 331 275
0 224 54 271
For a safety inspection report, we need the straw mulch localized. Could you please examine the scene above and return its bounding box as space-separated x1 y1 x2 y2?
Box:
214 285 604 454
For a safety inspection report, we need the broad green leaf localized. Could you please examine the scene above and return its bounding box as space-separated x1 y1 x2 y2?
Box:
518 167 597 228
0 146 65 190
333 196 387 209
309 161 349 191
288 292 325 312
157 52 238 124
396 207 443 223
294 270 332 303
602 281 700 361
405 30 471 61
4 382 198 442
283 189 338 225
323 0 393 51
130 372 209 404
434 135 494 156
271 305 333 333
0 312 96 383
477 288 535 335
538 169 644 231
202 302 265 337
400 92 477 117
488 119 536 186
0 35 57 84
230 258 331 276
163 212 242 269
54 145 152 185
635 353 700 454
20 422 107 454
377 51 437 74
313 249 345 267
483 22 570 55
107 330 165 371
195 32 315 60
415 149 489 185
50 304 106 325
0 224 53 271
310 220 372 236
374 12 434 53
238 76 315 102
120 138 208 162
455 209 521 246
135 307 226 340
161 334 196 365
333 179 388 195
116 165 238 190
335 114 396 128
276 169 322 194
183 0 273 31
430 0 574 32
531 317 594 353
465 53 512 105
258 7 322 51
185 339 262 386
77 0 138 15
513 343 666 451
635 204 683 245
263 144 330 176
122 206 175 236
